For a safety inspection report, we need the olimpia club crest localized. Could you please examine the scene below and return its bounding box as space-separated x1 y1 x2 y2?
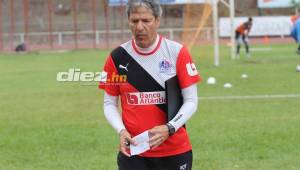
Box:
159 59 172 73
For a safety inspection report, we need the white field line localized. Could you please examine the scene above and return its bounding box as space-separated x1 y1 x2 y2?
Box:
242 47 272 52
199 94 300 100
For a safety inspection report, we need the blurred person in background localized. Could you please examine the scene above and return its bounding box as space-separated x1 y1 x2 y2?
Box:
291 14 300 72
235 17 253 58
291 15 300 53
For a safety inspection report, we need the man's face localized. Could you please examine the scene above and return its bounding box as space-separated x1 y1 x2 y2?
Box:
128 6 160 48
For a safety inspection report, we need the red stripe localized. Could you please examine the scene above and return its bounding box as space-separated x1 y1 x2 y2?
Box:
132 35 162 56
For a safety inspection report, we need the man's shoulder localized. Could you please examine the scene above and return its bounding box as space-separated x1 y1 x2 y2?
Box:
163 36 182 46
110 46 127 59
162 36 183 50
110 40 131 57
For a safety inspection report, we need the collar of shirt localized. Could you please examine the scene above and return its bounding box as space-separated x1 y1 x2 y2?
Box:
133 34 159 54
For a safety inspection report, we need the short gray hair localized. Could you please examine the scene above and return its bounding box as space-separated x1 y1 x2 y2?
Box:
126 0 163 18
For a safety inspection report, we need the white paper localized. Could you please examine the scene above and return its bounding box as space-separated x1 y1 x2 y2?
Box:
130 130 150 156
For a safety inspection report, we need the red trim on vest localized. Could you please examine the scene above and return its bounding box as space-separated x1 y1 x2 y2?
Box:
132 35 162 56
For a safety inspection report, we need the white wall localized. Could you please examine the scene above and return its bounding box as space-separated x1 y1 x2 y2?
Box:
257 0 294 8
219 16 293 37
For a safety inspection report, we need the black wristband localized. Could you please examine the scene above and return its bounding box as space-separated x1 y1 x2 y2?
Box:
166 123 175 136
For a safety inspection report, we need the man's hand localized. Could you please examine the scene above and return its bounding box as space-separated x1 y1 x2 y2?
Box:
119 129 136 157
148 125 169 149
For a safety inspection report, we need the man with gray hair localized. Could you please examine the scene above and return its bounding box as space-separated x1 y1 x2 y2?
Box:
99 0 201 169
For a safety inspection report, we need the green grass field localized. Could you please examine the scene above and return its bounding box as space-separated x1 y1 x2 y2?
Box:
1 44 300 170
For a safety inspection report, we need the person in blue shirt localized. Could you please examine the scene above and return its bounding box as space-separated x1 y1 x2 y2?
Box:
291 15 300 53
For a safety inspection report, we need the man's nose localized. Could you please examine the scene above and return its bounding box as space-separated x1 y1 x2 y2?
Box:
136 21 144 31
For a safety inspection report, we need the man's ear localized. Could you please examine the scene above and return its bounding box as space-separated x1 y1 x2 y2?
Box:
155 17 161 28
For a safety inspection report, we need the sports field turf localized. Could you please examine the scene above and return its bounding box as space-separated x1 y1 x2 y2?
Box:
0 44 300 170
